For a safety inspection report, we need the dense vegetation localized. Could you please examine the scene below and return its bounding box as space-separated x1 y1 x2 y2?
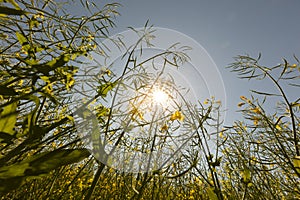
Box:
0 1 299 199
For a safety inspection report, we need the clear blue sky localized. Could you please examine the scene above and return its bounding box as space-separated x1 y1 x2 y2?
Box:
74 0 300 124
114 0 300 124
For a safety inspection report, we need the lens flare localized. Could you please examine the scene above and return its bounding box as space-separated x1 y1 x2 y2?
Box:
152 89 168 104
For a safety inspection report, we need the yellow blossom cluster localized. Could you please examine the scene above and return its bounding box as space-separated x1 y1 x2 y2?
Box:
159 110 185 132
170 110 184 121
160 124 169 132
250 107 261 114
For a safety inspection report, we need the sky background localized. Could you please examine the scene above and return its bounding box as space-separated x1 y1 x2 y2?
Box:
74 0 300 125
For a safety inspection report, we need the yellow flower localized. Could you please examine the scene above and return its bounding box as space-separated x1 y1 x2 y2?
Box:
36 12 44 19
219 132 223 138
291 64 297 68
238 102 245 107
240 96 247 101
170 110 184 121
51 142 56 148
203 99 209 104
253 119 259 126
78 180 83 191
275 124 282 130
105 69 111 76
250 107 261 114
160 124 169 132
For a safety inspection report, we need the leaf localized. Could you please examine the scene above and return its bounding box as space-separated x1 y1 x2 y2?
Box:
32 54 70 75
29 17 39 29
0 149 90 194
0 85 18 96
16 32 28 46
291 102 300 108
0 161 30 179
26 149 90 175
0 149 90 179
288 83 300 87
0 102 17 135
293 156 300 174
250 90 280 96
0 6 26 15
0 177 24 195
279 58 288 78
0 132 15 144
207 187 218 200
97 82 117 97
23 95 40 129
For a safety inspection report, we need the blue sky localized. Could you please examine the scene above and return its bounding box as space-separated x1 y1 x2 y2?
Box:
111 0 300 124
73 0 300 124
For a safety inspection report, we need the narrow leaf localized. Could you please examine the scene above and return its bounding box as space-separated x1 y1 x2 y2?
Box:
97 82 117 97
0 6 26 15
0 85 18 96
0 149 90 179
250 90 280 96
0 149 90 194
207 187 218 200
279 59 288 79
293 156 300 174
0 102 17 135
16 32 27 46
0 132 15 144
0 177 24 195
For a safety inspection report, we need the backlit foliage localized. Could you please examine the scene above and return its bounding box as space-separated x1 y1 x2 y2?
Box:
0 1 299 199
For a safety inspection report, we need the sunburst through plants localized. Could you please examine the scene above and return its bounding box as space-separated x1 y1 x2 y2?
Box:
151 88 169 105
73 27 226 173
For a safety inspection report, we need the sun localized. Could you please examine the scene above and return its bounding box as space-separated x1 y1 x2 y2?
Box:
152 88 169 104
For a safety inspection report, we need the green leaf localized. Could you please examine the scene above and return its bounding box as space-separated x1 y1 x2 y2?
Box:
250 90 280 96
32 54 70 75
97 82 117 97
0 102 17 135
291 102 300 108
0 149 90 194
0 6 26 15
280 58 289 78
16 32 31 53
0 161 30 179
16 31 27 46
0 177 24 195
29 17 39 29
0 149 90 179
25 95 40 128
0 132 15 144
207 187 218 200
0 85 18 96
293 156 300 174
95 104 110 122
